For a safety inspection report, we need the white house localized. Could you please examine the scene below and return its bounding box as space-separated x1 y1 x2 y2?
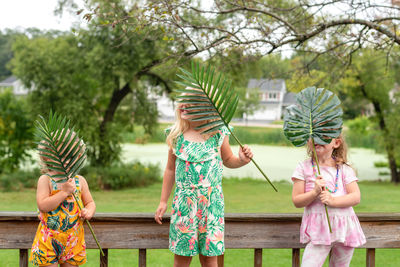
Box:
246 78 296 121
0 76 30 95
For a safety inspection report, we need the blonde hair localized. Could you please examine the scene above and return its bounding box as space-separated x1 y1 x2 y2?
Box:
307 133 348 165
39 128 86 174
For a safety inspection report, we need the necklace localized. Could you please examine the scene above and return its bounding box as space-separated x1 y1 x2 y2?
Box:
311 158 339 193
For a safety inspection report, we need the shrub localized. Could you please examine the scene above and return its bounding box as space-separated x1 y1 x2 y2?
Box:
0 162 160 191
80 161 161 190
0 168 41 191
345 117 382 151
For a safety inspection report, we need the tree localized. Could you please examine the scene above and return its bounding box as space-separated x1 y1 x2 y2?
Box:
11 24 176 166
0 89 33 173
338 50 399 183
86 1 400 67
0 29 22 81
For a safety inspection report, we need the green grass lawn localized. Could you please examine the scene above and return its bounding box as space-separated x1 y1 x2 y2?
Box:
1 179 399 266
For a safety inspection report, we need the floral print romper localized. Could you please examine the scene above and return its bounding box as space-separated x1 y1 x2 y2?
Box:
169 126 230 256
30 176 86 266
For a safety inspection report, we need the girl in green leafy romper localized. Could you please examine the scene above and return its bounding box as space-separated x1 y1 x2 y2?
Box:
155 103 253 267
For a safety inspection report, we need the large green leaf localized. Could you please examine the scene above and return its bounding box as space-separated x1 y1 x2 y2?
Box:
283 86 343 147
175 61 278 192
175 61 239 133
34 111 87 183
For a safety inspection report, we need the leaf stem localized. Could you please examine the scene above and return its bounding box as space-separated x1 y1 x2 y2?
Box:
312 138 332 233
228 126 278 192
72 191 105 257
48 176 105 257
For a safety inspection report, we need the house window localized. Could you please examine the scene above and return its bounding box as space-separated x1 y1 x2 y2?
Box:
268 92 277 100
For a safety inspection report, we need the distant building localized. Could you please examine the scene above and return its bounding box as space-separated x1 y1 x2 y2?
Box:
246 78 296 121
0 75 30 95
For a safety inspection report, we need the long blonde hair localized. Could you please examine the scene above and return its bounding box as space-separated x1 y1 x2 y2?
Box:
166 106 190 149
307 133 348 165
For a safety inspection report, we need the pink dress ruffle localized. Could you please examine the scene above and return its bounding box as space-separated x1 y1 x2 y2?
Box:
292 160 366 248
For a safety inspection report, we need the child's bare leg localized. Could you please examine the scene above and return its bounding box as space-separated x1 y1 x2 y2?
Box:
199 255 217 267
174 254 192 267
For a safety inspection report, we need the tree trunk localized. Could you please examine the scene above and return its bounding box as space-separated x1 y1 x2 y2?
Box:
96 82 132 166
359 84 400 183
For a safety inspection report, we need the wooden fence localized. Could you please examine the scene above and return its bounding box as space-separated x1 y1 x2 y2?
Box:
0 212 399 267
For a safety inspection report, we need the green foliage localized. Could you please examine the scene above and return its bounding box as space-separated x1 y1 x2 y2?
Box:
283 87 343 147
0 29 20 81
80 162 161 190
11 24 175 166
34 111 87 181
374 161 389 168
231 126 291 146
0 168 41 191
345 117 382 151
0 89 33 173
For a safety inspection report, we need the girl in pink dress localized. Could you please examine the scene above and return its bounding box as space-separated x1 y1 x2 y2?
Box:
291 135 365 267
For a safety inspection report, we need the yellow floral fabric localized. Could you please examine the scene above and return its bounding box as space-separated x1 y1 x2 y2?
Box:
30 176 86 266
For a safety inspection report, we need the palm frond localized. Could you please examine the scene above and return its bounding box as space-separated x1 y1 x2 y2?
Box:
175 61 240 133
175 61 278 192
34 111 87 182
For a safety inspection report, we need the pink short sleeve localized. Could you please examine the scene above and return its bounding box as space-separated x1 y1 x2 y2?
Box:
343 164 358 184
291 161 305 182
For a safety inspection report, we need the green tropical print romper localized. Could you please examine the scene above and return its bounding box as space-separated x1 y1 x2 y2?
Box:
169 126 231 256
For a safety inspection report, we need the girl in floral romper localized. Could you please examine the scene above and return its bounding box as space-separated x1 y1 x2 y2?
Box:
30 132 96 266
155 103 253 267
292 134 366 267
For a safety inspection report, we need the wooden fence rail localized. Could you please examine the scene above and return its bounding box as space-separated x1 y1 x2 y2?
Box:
0 212 399 266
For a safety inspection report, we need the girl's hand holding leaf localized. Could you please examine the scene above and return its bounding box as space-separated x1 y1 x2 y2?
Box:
60 178 76 195
313 176 326 195
320 191 334 206
239 145 253 164
80 208 94 220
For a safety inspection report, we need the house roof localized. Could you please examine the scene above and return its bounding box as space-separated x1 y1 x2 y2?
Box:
0 75 17 86
247 78 285 92
282 92 296 106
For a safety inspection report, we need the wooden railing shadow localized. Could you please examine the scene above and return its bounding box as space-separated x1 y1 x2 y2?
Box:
0 212 399 267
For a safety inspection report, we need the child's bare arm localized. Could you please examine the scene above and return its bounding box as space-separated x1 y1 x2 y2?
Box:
292 178 323 208
36 175 76 212
320 181 361 208
155 149 176 225
79 176 96 220
221 136 252 168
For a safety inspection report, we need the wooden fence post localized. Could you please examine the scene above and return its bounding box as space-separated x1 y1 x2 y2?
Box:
139 248 147 267
366 248 375 267
100 249 108 267
292 248 300 267
19 249 28 267
254 248 262 267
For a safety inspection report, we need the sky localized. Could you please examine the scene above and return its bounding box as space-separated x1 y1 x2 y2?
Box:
0 0 85 31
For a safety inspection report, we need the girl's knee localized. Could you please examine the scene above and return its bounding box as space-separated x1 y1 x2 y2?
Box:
174 254 192 267
199 255 218 267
